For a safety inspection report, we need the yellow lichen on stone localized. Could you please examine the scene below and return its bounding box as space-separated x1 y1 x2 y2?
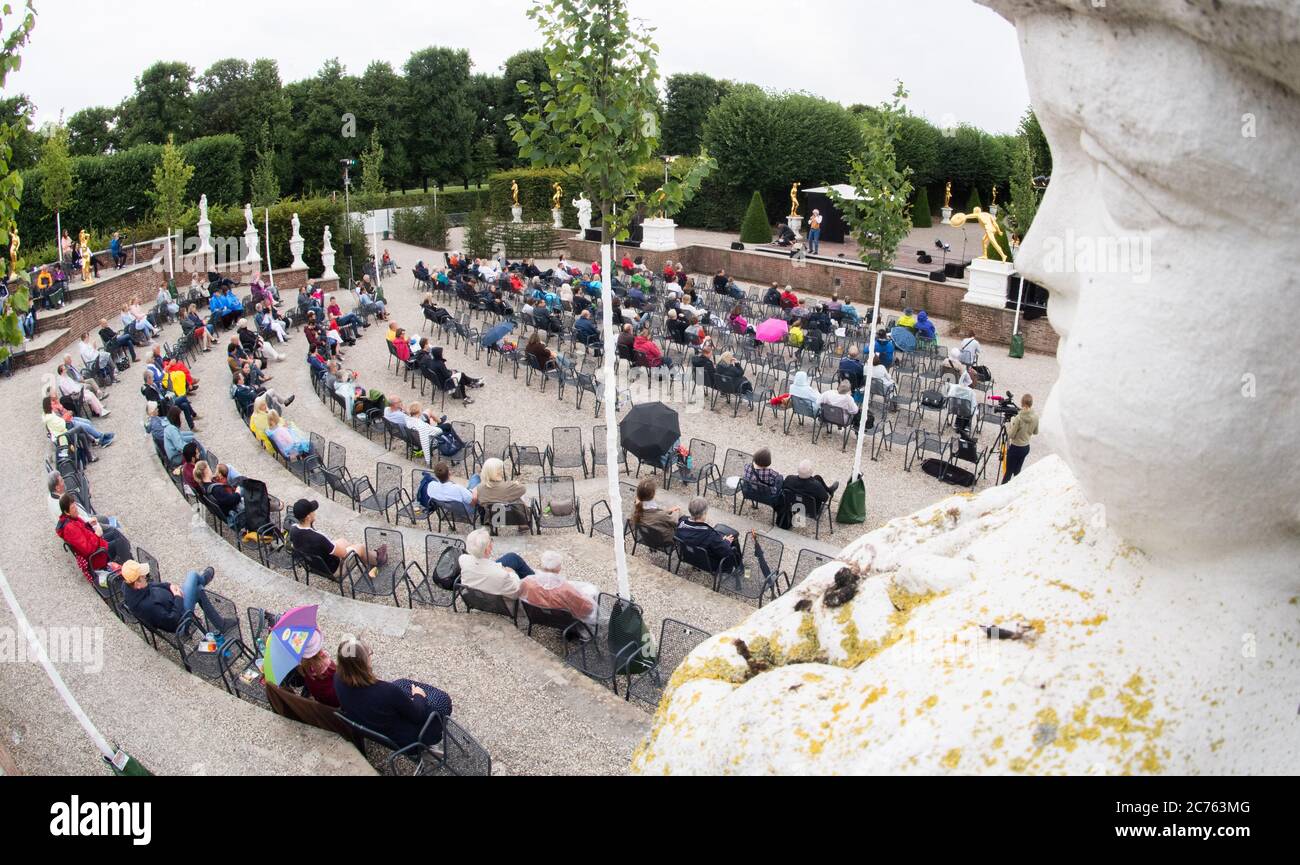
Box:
860 685 887 710
941 748 962 770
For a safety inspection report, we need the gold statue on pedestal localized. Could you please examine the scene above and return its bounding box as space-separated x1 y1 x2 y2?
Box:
7 222 19 273
651 187 668 219
511 180 520 207
552 182 563 210
78 229 94 283
949 207 1008 261
944 181 952 209
991 186 998 207
789 183 801 218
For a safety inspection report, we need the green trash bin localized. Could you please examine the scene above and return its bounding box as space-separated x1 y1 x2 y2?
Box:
1009 332 1025 359
836 475 867 525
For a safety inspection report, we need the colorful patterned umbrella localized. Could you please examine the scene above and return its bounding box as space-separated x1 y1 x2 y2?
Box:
262 605 319 685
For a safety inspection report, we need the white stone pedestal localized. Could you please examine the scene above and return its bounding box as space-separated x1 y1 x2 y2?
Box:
552 208 564 230
243 228 262 267
989 204 999 218
640 217 678 252
786 216 804 238
512 206 523 224
290 236 307 270
941 206 953 224
962 256 1016 308
197 219 214 256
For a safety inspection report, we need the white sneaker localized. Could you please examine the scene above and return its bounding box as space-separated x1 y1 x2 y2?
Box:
100 409 112 418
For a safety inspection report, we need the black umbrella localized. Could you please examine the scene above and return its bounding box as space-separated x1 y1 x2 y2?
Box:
618 402 681 464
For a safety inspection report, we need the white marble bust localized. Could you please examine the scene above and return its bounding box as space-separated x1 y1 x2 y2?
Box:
633 0 1300 776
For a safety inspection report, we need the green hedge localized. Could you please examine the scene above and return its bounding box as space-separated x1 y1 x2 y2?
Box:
194 197 350 277
485 163 681 228
17 135 244 248
392 205 450 250
912 187 932 228
739 191 772 243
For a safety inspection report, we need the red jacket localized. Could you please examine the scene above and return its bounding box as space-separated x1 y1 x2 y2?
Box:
633 335 664 367
57 514 108 582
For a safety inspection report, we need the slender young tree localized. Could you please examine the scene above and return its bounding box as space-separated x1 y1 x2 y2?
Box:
828 81 914 481
358 128 386 211
249 121 280 207
38 122 76 264
507 0 713 600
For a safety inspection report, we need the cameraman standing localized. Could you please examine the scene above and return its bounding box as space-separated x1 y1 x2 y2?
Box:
1001 393 1039 484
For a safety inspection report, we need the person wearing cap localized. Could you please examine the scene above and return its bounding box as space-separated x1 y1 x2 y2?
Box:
517 551 599 628
334 637 452 750
47 472 124 534
288 499 383 578
120 560 235 637
298 631 340 708
808 209 823 255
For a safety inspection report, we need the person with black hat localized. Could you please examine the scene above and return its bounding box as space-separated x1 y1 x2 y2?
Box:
288 499 384 578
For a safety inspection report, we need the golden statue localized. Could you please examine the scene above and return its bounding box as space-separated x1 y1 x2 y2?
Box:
651 187 668 219
511 180 520 207
991 186 998 207
552 182 563 210
949 207 1008 261
79 229 94 283
789 182 801 218
944 181 952 209
7 221 18 272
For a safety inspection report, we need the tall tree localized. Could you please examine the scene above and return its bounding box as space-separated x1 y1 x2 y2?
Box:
66 106 118 156
497 49 550 164
249 121 280 207
661 72 730 156
358 61 411 190
358 128 386 210
403 47 474 190
117 61 195 147
469 134 497 187
1018 107 1051 178
470 72 504 177
0 2 37 368
1002 136 1040 244
283 59 361 196
38 123 76 259
0 95 40 170
149 134 196 230
509 0 713 600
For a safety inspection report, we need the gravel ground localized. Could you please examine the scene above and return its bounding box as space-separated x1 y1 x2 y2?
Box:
0 230 1058 776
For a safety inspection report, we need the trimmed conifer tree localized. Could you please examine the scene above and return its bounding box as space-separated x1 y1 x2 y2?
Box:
739 190 772 244
912 186 932 228
966 186 982 210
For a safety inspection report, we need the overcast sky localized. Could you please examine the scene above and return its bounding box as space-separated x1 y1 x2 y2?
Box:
12 0 1029 133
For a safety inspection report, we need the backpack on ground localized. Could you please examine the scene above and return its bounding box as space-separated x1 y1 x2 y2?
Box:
431 545 461 591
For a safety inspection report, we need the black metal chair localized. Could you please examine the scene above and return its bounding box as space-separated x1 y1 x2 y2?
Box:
563 592 647 696
589 481 637 542
625 619 711 710
356 527 407 607
776 486 836 539
455 585 519 623
589 424 629 476
534 475 583 533
406 534 464 608
785 548 834 592
714 532 787 606
546 426 586 477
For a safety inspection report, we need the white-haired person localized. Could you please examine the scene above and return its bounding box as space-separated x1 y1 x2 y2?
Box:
517 550 600 628
475 457 531 521
457 528 535 601
776 460 840 530
818 379 860 416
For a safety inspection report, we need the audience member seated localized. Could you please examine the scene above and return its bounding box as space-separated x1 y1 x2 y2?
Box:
120 559 237 636
56 492 132 566
334 636 452 750
819 379 860 416
742 448 784 508
417 462 481 518
775 460 840 529
517 551 599 628
288 499 383 578
874 329 895 368
265 410 313 461
163 406 201 466
43 394 113 455
421 346 482 405
630 478 680 547
298 630 340 708
915 310 937 341
674 497 742 572
715 351 753 393
897 308 918 331
98 318 138 363
55 364 109 417
838 345 866 389
457 528 534 600
475 458 531 522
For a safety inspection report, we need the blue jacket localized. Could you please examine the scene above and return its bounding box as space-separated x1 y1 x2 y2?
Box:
874 338 895 367
123 581 185 633
674 518 738 571
163 421 194 462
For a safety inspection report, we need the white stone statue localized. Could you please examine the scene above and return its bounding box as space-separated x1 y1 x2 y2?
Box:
319 225 338 281
196 194 213 256
289 212 307 271
242 203 261 267
198 194 209 225
635 0 1300 776
243 203 255 233
572 197 592 233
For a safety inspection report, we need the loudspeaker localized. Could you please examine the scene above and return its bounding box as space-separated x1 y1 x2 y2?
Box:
917 252 933 264
583 229 603 242
929 270 947 283
343 243 353 258
622 239 641 249
731 242 745 251
944 262 966 279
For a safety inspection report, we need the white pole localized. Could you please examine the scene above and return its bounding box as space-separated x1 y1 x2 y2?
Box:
600 227 631 601
264 208 276 296
1012 274 1026 338
0 566 116 763
166 227 174 282
55 211 62 268
372 211 383 297
850 268 884 479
